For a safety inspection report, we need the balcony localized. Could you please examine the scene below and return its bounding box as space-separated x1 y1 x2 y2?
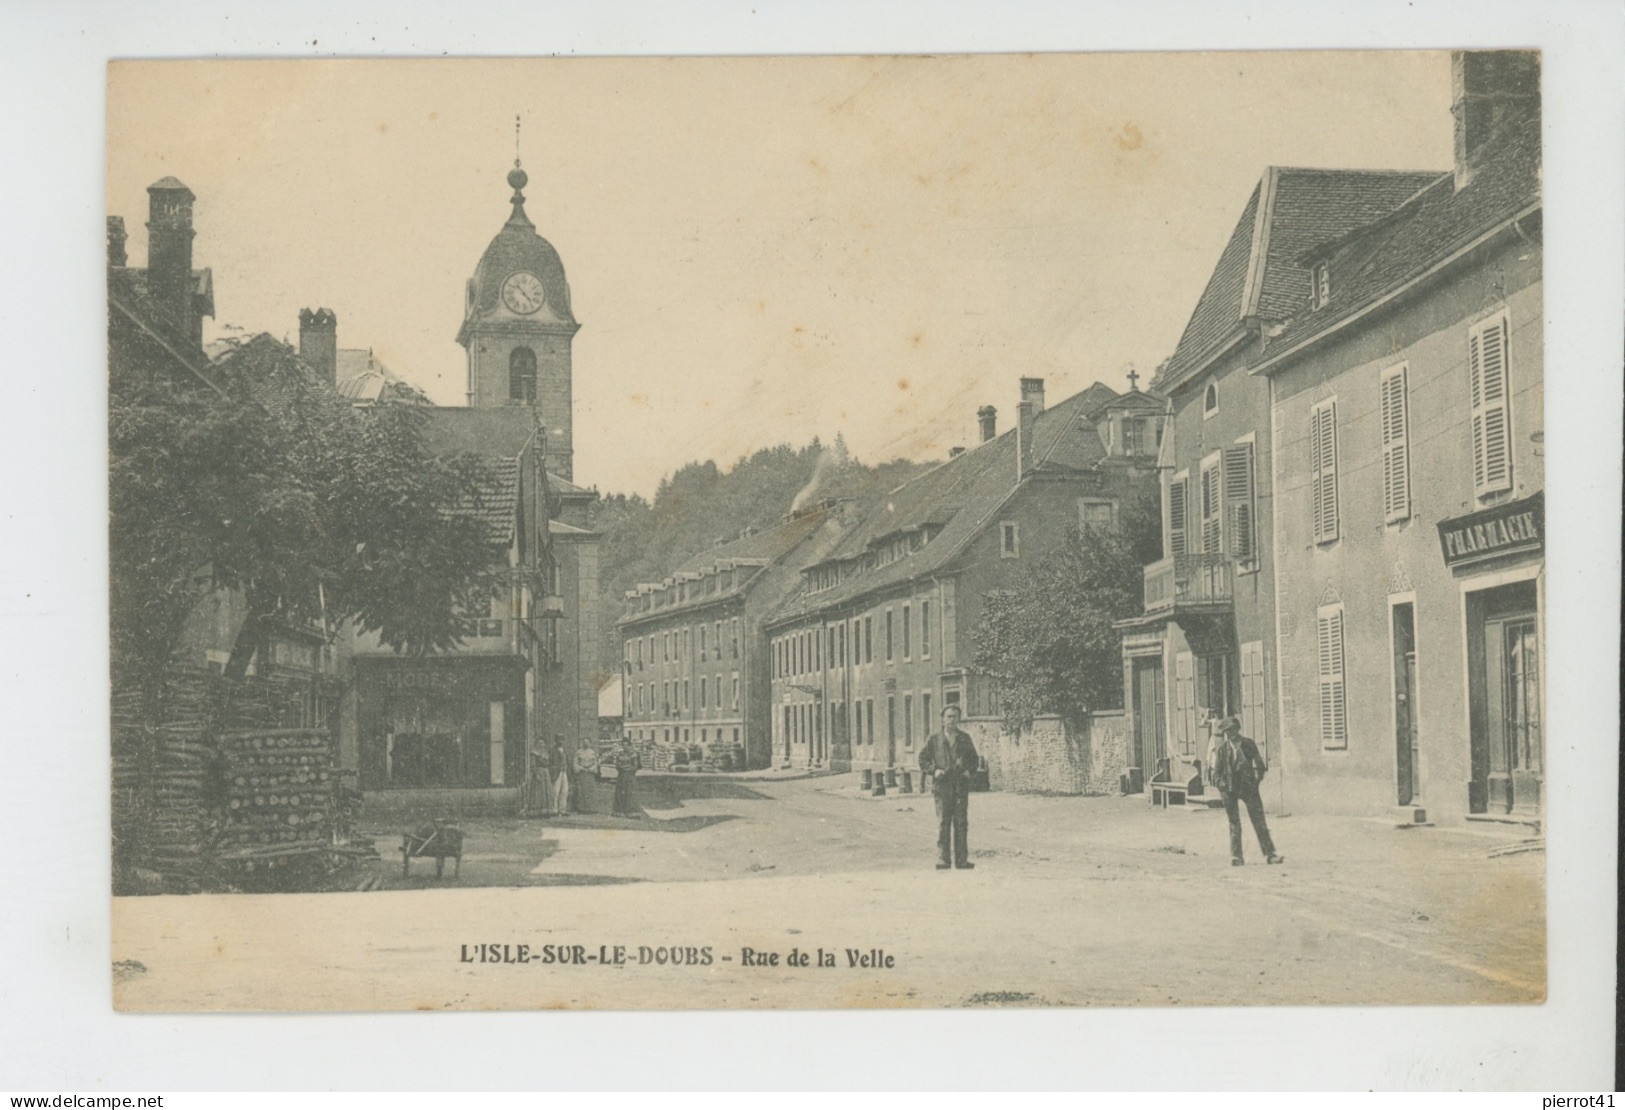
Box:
1142 553 1233 615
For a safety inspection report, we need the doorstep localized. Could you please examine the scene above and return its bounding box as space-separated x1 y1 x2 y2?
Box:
1465 812 1542 833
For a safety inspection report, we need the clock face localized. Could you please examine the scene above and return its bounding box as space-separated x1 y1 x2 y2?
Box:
501 271 546 315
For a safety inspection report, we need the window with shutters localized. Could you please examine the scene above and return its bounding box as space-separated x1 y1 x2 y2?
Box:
1199 455 1223 554
1223 442 1256 565
1379 363 1411 522
1468 311 1513 498
1316 605 1348 750
1310 399 1340 544
1168 475 1189 556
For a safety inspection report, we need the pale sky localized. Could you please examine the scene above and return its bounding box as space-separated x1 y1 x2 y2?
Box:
108 53 1454 497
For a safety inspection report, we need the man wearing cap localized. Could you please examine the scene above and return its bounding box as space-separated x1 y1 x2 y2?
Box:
1209 716 1283 866
919 705 980 870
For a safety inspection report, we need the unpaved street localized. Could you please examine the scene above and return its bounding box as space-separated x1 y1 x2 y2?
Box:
113 773 1544 1010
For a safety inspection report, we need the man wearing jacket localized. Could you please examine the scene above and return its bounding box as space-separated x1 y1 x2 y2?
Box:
919 705 980 870
1210 716 1284 866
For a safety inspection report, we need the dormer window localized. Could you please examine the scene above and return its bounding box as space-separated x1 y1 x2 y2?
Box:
1311 261 1331 310
1203 382 1219 419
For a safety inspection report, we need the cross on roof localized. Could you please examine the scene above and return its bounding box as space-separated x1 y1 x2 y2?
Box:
1126 366 1141 391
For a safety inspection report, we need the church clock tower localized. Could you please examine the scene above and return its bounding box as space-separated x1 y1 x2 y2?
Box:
457 160 580 480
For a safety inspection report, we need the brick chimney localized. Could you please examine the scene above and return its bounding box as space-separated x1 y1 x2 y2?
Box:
949 446 966 459
146 177 197 341
1452 50 1540 191
299 308 339 386
1020 376 1045 414
977 405 997 443
106 217 127 268
1017 400 1036 480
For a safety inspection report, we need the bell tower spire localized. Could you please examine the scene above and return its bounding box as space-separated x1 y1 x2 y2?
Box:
458 126 580 480
507 114 533 228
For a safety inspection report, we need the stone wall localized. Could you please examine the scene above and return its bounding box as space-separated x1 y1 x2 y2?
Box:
962 711 1128 795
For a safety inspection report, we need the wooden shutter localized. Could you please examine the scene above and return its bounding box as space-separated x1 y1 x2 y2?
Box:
1223 443 1256 562
1310 401 1339 543
1239 641 1265 744
1469 313 1513 497
1380 365 1411 522
1200 461 1222 554
1316 607 1347 749
1168 477 1189 556
1174 652 1197 756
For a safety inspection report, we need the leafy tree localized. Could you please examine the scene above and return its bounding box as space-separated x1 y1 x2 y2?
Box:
973 491 1161 729
109 334 506 691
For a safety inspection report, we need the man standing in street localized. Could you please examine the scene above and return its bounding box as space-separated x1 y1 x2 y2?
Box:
1210 716 1284 866
919 705 979 870
611 736 642 818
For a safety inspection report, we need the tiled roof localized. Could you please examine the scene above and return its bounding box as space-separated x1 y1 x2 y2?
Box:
420 407 538 460
618 504 844 626
1154 168 1444 392
671 507 838 579
451 456 521 548
1254 126 1540 371
766 384 1118 625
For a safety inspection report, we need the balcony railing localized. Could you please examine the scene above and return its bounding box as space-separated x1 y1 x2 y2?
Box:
1143 553 1234 614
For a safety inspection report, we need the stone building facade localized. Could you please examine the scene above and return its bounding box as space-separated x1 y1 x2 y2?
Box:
1117 164 1443 804
617 502 854 771
766 378 1162 785
1257 51 1543 820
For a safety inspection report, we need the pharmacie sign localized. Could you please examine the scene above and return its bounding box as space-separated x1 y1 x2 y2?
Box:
1437 492 1543 568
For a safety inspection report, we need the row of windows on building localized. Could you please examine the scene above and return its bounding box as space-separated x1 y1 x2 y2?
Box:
772 601 932 679
1174 311 1516 562
780 690 936 750
627 672 741 719
626 725 743 749
626 618 743 671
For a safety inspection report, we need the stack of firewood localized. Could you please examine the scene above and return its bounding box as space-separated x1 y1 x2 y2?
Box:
214 728 336 874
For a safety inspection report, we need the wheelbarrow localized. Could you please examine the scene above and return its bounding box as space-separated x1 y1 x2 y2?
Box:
401 819 464 879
